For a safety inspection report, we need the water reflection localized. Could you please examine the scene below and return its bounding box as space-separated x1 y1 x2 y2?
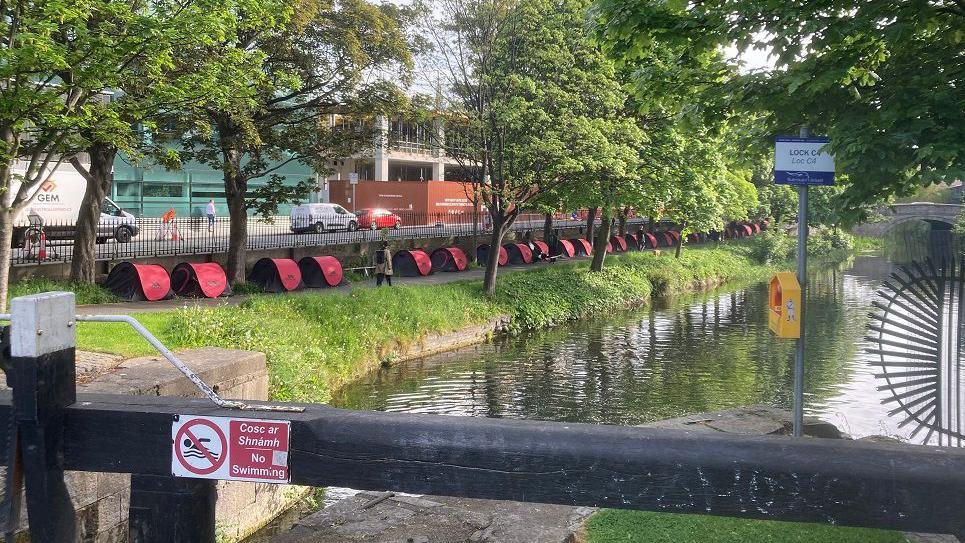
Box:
332 226 964 443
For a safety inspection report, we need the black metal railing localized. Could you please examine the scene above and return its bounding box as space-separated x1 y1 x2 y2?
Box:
11 211 650 265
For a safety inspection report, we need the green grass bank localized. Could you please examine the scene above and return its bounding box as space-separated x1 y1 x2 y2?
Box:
585 510 909 543
70 243 776 402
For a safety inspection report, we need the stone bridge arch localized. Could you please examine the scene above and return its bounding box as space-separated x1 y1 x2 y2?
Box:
852 203 961 237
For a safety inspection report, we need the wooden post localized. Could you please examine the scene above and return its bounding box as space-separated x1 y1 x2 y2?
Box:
129 475 216 543
8 292 77 542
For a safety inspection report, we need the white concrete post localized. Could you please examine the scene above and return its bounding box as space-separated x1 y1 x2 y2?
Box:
433 118 445 181
11 291 76 358
374 115 389 181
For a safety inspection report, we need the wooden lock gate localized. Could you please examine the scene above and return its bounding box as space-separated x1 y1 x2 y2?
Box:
0 292 964 542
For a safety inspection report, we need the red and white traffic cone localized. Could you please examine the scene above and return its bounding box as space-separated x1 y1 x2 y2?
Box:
37 230 47 261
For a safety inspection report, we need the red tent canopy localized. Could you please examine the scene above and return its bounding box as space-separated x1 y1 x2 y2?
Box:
625 234 639 250
171 262 229 298
504 243 533 264
643 233 658 249
298 256 343 288
476 244 509 266
392 249 433 276
609 235 628 252
250 258 303 293
557 239 575 258
105 262 173 301
742 224 753 236
570 238 592 256
532 240 550 257
430 247 469 272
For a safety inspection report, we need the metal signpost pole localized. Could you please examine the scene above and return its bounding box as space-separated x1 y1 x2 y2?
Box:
350 172 359 213
792 126 809 437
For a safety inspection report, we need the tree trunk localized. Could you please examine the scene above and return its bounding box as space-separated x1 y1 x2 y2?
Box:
482 215 508 297
224 168 248 284
675 229 685 258
585 207 598 241
590 207 612 272
618 207 628 236
70 143 116 283
542 213 552 242
0 208 15 312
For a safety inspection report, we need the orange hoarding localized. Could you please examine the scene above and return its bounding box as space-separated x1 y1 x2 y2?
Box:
329 180 477 219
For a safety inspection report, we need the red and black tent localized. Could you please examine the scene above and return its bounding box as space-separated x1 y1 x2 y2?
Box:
609 235 628 253
742 224 753 237
658 231 675 247
642 232 659 249
531 240 550 259
476 244 508 267
298 256 343 288
105 262 174 301
504 243 533 265
625 233 640 250
556 239 575 258
430 247 469 272
392 249 433 277
171 262 231 298
569 238 592 256
687 233 700 244
250 258 303 293
753 223 762 233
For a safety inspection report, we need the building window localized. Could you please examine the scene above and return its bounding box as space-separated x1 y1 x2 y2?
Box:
389 163 432 182
114 182 141 198
389 119 432 153
143 183 183 198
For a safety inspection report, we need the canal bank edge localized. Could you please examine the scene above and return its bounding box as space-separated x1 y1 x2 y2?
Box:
73 243 794 402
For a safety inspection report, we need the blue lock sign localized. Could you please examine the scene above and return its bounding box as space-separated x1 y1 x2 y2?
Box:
774 136 835 186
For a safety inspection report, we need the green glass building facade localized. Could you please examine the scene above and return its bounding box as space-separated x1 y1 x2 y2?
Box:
111 157 315 218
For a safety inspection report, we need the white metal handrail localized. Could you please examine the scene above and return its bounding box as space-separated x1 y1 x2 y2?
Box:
0 313 304 413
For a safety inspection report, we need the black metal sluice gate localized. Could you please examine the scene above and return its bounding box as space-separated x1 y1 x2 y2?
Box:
1 292 964 542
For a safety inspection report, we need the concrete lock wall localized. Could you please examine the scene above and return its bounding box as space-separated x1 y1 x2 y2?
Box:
9 347 306 542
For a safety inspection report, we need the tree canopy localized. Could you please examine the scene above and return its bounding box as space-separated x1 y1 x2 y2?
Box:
592 0 965 216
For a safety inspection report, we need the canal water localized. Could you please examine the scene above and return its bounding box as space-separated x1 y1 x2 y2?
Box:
246 227 959 541
332 229 961 442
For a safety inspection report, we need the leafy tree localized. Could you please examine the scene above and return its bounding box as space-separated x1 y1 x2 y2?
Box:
0 0 211 307
757 183 798 224
593 0 965 216
67 1 247 283
428 0 630 295
173 0 415 283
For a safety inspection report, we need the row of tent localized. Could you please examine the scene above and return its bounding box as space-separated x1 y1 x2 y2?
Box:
102 221 766 300
473 221 767 267
104 256 346 300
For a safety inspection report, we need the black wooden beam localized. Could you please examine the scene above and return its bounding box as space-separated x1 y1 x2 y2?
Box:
1 392 964 538
129 475 216 543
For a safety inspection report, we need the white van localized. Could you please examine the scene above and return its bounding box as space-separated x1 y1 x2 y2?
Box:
290 203 358 234
11 162 139 246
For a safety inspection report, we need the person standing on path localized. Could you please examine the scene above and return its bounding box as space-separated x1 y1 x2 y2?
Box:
375 241 393 286
205 199 216 233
